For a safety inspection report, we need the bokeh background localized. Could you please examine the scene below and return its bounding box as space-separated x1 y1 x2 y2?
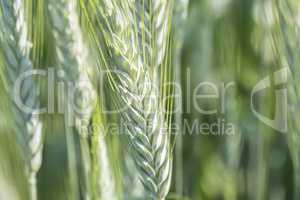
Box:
1 0 300 199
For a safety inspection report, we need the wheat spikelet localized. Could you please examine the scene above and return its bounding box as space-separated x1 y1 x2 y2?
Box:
133 0 170 68
0 0 43 199
91 0 173 199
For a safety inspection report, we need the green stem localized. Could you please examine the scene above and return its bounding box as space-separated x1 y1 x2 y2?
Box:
65 100 79 200
79 132 92 200
28 171 37 200
174 40 183 197
293 154 300 200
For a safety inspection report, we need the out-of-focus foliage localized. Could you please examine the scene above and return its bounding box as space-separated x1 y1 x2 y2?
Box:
0 0 300 199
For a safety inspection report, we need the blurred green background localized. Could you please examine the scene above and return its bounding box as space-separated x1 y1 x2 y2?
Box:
1 0 300 199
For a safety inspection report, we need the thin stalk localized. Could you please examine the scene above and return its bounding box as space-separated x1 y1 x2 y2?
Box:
28 172 37 200
90 103 118 200
65 102 80 200
79 131 92 200
174 45 183 197
173 0 189 196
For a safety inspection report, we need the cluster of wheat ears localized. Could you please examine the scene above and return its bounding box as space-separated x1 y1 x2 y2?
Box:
0 0 189 199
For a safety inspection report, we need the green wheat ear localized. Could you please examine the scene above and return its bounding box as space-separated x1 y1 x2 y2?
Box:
80 0 174 199
48 0 93 199
48 0 117 199
0 0 43 199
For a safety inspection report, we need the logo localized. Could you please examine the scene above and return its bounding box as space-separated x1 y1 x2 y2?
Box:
251 67 291 132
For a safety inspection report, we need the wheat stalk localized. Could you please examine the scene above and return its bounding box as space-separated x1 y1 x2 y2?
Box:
97 130 118 200
0 0 43 199
173 0 189 196
88 0 173 199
